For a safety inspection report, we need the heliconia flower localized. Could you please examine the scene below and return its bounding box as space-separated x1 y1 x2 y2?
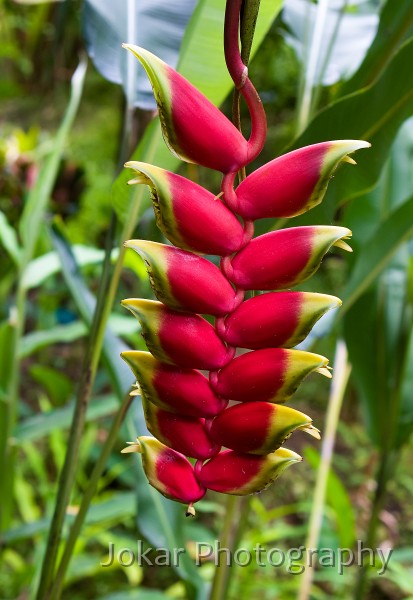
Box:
124 240 237 316
141 395 220 460
121 436 206 505
228 140 370 219
123 45 250 173
197 447 302 495
121 299 233 369
224 226 352 290
121 351 227 418
210 401 320 454
125 162 246 255
218 291 341 349
213 348 331 403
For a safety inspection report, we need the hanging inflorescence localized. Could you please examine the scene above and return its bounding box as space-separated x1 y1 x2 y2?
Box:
121 1 369 516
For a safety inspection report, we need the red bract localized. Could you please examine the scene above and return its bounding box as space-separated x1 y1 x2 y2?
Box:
120 2 369 514
125 240 238 316
142 396 220 460
123 45 250 173
121 299 232 369
121 351 227 418
213 348 329 403
209 402 319 455
197 448 302 495
125 162 246 255
224 226 352 290
219 291 341 349
229 140 370 219
122 437 206 504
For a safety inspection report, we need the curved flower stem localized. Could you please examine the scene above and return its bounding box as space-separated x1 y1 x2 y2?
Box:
298 340 352 600
224 0 266 162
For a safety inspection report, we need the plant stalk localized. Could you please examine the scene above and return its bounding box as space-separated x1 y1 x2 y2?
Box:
35 213 118 600
298 339 352 600
209 495 250 600
49 390 134 599
353 449 398 600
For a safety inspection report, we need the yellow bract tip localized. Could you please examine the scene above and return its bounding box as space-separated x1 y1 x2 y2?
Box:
333 239 353 252
300 424 321 440
342 155 357 165
316 366 333 379
121 440 142 454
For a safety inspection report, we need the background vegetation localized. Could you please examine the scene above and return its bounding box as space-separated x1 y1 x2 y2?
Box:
1 0 413 599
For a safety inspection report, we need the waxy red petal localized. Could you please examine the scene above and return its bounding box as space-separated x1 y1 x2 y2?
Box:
126 163 246 255
225 226 352 290
220 291 341 349
210 402 314 454
125 240 237 316
121 299 232 369
127 437 206 504
231 141 370 219
214 348 329 403
123 45 249 173
121 351 227 418
198 448 301 495
142 396 220 460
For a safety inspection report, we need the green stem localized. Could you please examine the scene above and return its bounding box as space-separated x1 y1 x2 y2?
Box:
353 449 398 600
298 340 352 600
209 496 250 600
35 214 118 600
48 391 134 599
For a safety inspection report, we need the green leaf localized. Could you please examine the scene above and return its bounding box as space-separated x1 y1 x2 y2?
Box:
28 365 73 406
15 394 119 442
339 0 413 97
341 196 413 314
101 591 171 600
22 245 118 290
19 59 87 266
2 491 136 544
397 305 413 447
20 315 140 358
290 38 413 219
0 210 21 265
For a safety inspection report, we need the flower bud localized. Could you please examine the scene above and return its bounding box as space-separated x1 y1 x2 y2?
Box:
125 162 245 255
123 45 249 173
224 226 352 290
142 395 220 460
121 436 206 504
121 299 232 369
198 447 302 495
214 348 330 403
210 401 320 454
220 291 341 349
125 240 237 316
121 351 227 418
231 141 370 219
